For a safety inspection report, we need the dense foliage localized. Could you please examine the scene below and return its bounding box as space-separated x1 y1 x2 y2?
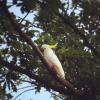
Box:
0 0 100 100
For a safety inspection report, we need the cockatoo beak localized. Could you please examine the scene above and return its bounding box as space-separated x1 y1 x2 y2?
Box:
49 44 57 48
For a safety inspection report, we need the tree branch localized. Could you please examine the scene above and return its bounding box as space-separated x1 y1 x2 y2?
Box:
32 0 100 58
0 58 78 96
13 88 34 100
0 1 97 99
56 13 100 58
0 1 78 94
0 59 97 99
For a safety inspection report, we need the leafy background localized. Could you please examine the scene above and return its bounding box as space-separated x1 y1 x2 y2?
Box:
0 0 100 100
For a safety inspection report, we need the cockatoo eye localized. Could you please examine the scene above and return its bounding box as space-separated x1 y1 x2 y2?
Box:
41 48 46 52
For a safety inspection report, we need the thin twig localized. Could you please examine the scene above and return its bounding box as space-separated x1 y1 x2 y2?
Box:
19 79 37 85
13 88 34 100
10 86 33 94
49 91 64 100
19 11 30 24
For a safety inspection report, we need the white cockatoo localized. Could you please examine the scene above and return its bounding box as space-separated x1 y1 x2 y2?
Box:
41 44 65 79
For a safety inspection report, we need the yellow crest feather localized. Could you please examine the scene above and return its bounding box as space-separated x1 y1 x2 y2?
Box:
48 44 57 48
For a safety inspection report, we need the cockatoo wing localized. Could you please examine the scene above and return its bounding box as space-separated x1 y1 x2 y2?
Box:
44 49 65 79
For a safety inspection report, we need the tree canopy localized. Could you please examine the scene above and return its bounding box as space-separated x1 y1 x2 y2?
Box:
0 0 100 100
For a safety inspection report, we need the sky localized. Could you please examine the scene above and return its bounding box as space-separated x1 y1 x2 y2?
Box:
8 3 54 100
11 82 54 100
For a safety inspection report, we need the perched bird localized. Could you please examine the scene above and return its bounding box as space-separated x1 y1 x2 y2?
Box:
41 44 65 79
